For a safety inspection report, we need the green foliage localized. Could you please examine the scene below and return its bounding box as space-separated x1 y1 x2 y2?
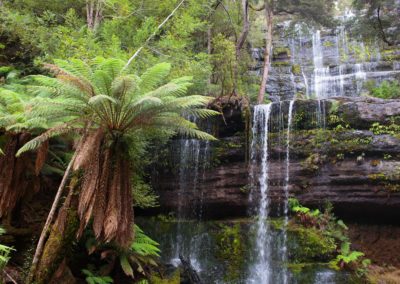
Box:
368 167 400 192
0 227 14 272
369 122 400 136
289 199 371 275
368 80 400 99
85 225 160 280
289 225 336 261
17 58 218 156
329 242 370 276
211 34 237 96
215 224 245 282
82 269 114 284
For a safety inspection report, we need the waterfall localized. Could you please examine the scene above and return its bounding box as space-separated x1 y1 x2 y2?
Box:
249 104 273 283
281 100 295 284
171 116 211 271
302 69 310 98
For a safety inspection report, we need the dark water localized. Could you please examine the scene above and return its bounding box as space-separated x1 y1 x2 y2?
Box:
137 218 359 284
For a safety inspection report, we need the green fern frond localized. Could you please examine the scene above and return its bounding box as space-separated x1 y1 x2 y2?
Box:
185 108 220 119
138 63 171 94
131 225 160 257
88 94 118 106
16 123 75 156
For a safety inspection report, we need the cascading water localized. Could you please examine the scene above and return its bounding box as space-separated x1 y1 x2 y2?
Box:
170 116 211 272
248 104 273 284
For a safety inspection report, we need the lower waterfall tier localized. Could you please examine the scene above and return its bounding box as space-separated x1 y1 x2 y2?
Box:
148 97 400 223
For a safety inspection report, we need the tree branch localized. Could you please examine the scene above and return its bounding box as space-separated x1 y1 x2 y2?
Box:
124 0 186 69
376 5 393 46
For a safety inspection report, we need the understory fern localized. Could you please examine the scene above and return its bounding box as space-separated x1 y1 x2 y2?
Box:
0 227 14 271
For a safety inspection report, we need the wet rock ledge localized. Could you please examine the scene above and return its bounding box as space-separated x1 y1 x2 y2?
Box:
149 97 400 223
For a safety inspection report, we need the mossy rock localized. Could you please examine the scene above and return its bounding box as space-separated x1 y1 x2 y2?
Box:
292 64 301 75
288 224 336 262
150 269 180 284
273 46 291 58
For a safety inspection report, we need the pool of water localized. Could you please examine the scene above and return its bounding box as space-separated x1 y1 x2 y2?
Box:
137 218 360 284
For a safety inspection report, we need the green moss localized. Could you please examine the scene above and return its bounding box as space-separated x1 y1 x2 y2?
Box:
269 218 285 230
301 153 325 174
273 46 291 57
288 225 336 262
368 169 400 192
150 269 180 284
381 49 400 62
271 61 291 67
323 40 334 47
292 64 301 75
215 224 245 282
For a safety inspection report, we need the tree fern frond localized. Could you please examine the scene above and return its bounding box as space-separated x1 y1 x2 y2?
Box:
16 124 75 156
111 75 139 99
95 58 125 81
138 63 171 94
144 82 191 99
185 108 220 119
92 70 113 96
88 94 118 106
53 59 93 82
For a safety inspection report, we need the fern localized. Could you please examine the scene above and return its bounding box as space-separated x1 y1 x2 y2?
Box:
18 58 219 157
131 225 160 257
82 269 113 284
0 227 14 272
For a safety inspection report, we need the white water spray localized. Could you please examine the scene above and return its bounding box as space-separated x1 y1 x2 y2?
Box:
249 104 273 284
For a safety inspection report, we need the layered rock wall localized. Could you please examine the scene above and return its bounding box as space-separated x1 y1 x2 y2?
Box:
151 98 400 223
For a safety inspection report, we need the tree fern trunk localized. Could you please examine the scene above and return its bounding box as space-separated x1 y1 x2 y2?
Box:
32 176 80 284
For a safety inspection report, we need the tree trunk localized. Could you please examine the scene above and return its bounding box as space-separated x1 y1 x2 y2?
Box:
257 2 274 104
86 0 103 31
233 0 250 95
27 151 78 283
32 176 81 284
236 0 250 54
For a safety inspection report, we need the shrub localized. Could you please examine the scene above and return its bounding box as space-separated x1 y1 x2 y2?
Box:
368 81 400 99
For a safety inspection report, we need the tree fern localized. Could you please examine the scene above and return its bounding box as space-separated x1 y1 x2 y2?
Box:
18 57 219 247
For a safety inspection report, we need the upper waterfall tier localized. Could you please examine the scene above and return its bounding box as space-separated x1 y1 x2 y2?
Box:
251 23 400 101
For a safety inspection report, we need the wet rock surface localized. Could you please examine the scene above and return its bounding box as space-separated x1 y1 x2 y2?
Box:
149 98 400 223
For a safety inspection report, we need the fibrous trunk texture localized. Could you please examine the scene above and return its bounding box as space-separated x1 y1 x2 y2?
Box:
76 130 133 247
0 133 40 218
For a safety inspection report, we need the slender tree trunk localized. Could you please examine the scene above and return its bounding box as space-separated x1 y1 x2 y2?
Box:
86 0 103 31
257 2 274 104
236 0 250 54
233 0 250 95
27 151 78 283
28 125 91 283
124 0 186 69
207 26 213 87
32 176 81 284
376 6 393 46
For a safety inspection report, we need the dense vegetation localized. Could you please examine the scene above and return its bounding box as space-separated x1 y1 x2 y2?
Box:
0 0 399 283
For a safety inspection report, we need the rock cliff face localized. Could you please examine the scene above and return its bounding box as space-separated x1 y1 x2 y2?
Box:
250 22 400 102
150 98 400 223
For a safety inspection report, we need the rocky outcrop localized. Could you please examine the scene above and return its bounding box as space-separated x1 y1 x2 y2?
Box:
337 97 400 128
149 98 400 223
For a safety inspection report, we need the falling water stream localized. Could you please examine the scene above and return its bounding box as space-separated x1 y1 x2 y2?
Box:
281 100 295 284
248 104 273 283
141 7 400 283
